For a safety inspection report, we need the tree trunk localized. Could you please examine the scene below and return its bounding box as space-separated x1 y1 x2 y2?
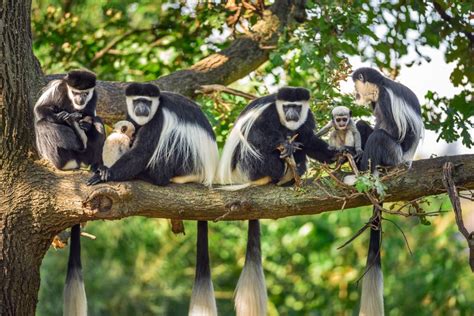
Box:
0 1 46 315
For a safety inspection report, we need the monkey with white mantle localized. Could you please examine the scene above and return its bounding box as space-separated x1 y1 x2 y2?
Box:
315 105 363 158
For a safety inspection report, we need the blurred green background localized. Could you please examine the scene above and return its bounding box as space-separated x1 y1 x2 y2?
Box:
33 1 473 315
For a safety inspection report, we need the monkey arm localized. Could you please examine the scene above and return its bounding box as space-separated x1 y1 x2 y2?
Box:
315 121 333 137
299 129 337 164
349 121 362 152
246 121 286 155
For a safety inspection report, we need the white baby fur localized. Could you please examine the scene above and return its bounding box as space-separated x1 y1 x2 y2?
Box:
63 268 87 316
102 121 135 168
386 87 424 161
332 105 350 116
275 100 309 130
216 103 272 184
126 96 160 126
147 108 218 186
67 86 94 110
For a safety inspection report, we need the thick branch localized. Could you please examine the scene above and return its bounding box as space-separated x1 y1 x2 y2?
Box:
23 154 474 232
43 0 300 123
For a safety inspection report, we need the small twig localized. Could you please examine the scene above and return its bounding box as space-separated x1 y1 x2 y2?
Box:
196 84 257 100
383 217 412 255
442 161 474 272
80 232 97 240
338 212 379 249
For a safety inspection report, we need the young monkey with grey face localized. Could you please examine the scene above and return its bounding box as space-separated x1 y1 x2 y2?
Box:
102 121 136 168
316 106 363 158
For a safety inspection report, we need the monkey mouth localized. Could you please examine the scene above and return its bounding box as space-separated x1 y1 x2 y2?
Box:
134 104 150 117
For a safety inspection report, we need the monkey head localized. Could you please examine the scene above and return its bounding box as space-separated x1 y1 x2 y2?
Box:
125 83 160 126
64 70 96 110
275 87 310 130
352 67 383 106
331 106 351 130
113 120 135 140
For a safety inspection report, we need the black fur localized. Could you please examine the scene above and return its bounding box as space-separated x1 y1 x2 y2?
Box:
92 91 215 185
353 68 422 172
276 86 310 102
64 70 96 90
125 83 160 97
231 93 336 183
34 72 105 170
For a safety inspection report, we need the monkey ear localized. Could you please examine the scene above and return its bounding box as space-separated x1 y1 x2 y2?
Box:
121 126 127 133
358 73 364 82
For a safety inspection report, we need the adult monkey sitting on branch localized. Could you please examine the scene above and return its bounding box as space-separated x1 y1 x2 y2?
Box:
351 67 424 316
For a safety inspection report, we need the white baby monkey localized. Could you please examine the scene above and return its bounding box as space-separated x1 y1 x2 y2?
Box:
102 120 135 168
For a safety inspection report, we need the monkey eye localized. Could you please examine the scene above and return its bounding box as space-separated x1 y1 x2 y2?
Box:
121 126 127 133
335 117 348 123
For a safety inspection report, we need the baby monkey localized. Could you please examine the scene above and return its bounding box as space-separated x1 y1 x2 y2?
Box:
102 120 136 168
316 106 363 157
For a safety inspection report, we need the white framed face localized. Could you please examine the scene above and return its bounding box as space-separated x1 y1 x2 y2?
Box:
275 100 310 130
67 86 94 110
126 96 160 126
353 80 379 106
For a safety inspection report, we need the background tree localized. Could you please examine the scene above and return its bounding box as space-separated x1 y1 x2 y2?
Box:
0 0 472 315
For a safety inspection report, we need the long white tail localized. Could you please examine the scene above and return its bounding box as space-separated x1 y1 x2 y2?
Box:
216 183 252 191
235 220 267 316
189 221 217 316
359 209 384 316
64 224 87 316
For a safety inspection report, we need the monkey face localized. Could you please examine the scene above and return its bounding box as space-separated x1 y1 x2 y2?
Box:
113 121 135 139
126 96 159 126
67 86 94 110
334 115 349 130
354 80 379 106
276 100 309 130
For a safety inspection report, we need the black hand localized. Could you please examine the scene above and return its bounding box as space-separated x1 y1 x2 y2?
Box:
69 112 83 121
279 140 303 159
355 148 364 159
79 120 92 131
87 173 103 186
56 111 70 121
86 166 110 185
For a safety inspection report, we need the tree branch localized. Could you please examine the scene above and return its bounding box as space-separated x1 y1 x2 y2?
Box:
21 155 474 233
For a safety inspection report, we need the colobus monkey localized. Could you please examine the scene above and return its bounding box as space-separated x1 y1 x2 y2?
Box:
34 70 105 170
87 83 219 316
352 68 424 316
316 106 363 157
217 87 337 316
102 120 135 167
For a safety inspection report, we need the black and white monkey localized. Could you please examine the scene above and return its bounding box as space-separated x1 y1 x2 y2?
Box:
34 70 105 316
102 120 135 167
34 70 105 171
87 83 219 316
351 67 424 316
217 87 337 316
316 106 363 157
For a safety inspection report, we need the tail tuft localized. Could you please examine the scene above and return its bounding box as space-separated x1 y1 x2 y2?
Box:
63 224 87 316
359 265 384 316
216 183 252 191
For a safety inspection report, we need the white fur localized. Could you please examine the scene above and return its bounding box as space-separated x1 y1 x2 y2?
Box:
63 269 87 316
126 96 160 126
332 105 350 116
34 80 63 112
216 103 272 184
385 88 424 146
343 174 357 186
62 160 79 170
102 133 132 168
147 108 218 186
234 259 267 316
67 86 94 110
359 265 384 316
275 100 309 130
189 279 218 316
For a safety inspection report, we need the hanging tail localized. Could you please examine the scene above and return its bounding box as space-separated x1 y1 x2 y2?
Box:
189 221 217 316
64 224 87 316
235 220 267 316
359 208 384 316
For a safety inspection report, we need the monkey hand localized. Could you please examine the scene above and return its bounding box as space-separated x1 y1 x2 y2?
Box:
69 112 83 121
79 119 92 131
56 111 71 122
354 148 364 159
278 139 303 159
87 166 110 186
